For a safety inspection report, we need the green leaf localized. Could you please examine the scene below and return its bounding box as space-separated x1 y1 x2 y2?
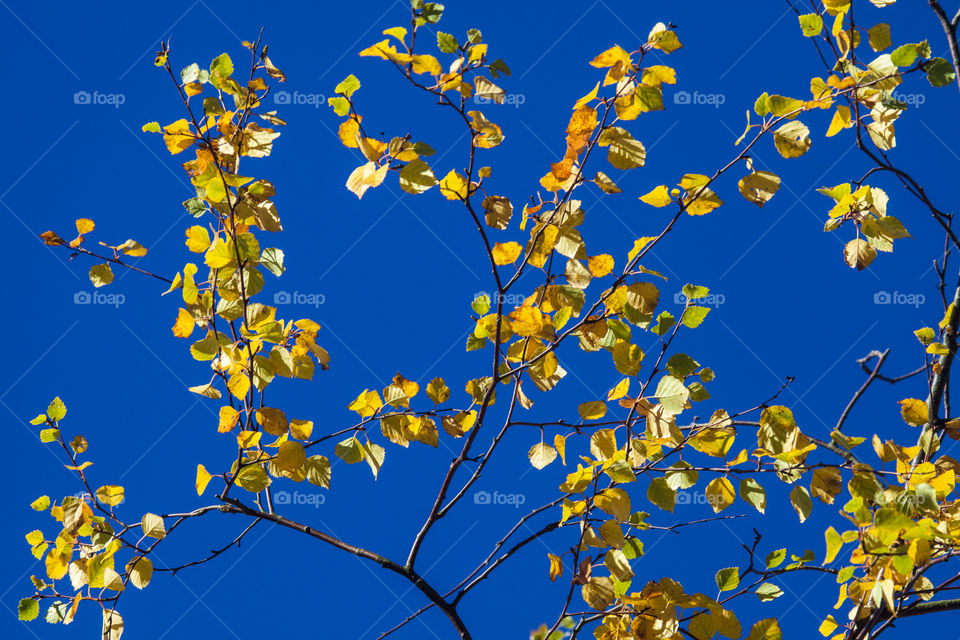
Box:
399 159 438 194
47 397 66 421
765 548 786 569
18 598 39 621
210 53 233 78
334 74 361 98
235 464 270 492
89 263 114 287
715 566 740 591
335 436 365 464
740 478 767 513
798 13 823 37
646 477 675 512
682 306 710 329
437 32 459 54
471 293 491 316
260 247 285 277
328 96 350 116
790 485 814 523
755 582 784 602
926 57 956 88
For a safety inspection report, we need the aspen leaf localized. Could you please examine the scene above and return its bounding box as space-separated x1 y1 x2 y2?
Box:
196 464 213 496
578 400 607 420
89 264 114 288
492 242 522 265
639 185 672 207
705 477 735 513
528 442 558 469
142 513 165 539
899 398 928 426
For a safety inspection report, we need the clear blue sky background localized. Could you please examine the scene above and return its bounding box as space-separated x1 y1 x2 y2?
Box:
3 1 959 638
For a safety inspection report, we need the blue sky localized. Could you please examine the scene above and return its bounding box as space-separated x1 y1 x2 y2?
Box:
3 0 960 638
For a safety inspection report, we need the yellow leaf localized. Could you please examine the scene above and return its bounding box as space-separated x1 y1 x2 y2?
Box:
227 372 251 399
349 389 384 418
75 218 95 234
578 400 608 420
826 105 851 137
529 442 558 469
509 306 545 336
627 236 657 264
587 254 614 277
554 434 567 465
590 45 631 69
196 464 212 496
172 308 195 339
346 161 388 199
639 185 672 207
573 81 601 110
411 54 442 75
705 477 736 513
899 398 928 426
608 378 630 401
548 553 563 581
440 169 469 200
492 241 522 265
162 119 194 154
185 226 211 253
256 407 289 436
96 485 124 507
218 406 239 433
290 419 314 440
